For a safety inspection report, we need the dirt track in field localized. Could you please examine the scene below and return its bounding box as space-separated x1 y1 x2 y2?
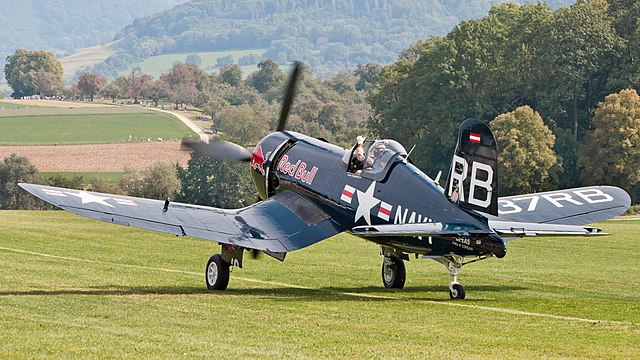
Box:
0 142 191 172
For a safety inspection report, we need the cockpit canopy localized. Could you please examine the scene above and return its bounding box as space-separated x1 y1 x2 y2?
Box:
364 140 407 173
343 138 408 179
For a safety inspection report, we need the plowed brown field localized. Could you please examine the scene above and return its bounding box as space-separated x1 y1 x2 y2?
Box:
0 142 191 172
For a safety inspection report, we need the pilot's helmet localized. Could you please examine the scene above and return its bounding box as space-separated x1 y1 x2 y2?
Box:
373 141 387 156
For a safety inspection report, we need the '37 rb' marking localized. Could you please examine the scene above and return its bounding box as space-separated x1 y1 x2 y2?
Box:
498 188 614 215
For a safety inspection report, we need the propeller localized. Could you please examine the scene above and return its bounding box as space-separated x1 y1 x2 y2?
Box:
276 61 301 132
184 62 302 161
182 139 253 162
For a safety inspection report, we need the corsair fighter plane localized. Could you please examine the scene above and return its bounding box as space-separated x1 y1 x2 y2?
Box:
19 64 631 299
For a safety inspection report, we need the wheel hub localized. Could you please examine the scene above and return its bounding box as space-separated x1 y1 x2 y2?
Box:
207 261 218 285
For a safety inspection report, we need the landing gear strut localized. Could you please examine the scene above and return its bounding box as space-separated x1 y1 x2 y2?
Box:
205 254 230 290
381 253 406 289
434 255 465 299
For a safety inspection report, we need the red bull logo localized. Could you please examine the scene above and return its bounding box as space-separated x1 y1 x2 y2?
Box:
277 155 318 185
250 146 266 175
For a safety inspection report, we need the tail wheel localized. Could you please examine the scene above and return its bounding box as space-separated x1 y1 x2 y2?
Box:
449 283 466 299
381 254 406 289
206 254 230 291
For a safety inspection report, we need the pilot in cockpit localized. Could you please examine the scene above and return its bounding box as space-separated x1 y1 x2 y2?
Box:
366 141 388 169
349 136 366 173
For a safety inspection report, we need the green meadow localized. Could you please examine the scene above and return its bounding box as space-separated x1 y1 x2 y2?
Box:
125 49 267 79
0 101 48 109
0 108 195 144
42 172 125 183
0 211 638 358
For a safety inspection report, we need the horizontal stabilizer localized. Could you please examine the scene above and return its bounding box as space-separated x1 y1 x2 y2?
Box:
488 186 630 225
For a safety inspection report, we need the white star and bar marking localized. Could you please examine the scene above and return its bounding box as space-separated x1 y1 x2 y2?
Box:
40 188 140 208
66 191 115 208
354 182 381 225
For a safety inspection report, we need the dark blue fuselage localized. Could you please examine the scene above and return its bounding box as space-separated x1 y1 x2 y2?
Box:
250 131 506 258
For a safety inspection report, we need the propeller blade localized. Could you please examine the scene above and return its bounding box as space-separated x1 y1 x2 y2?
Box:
276 61 302 132
182 140 252 162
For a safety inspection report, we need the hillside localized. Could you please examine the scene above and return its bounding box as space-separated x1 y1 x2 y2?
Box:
88 0 576 79
0 0 187 58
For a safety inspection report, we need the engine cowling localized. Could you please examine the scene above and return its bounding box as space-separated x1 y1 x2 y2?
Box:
249 132 293 200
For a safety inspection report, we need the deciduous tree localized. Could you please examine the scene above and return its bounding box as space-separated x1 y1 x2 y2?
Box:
176 155 255 208
4 49 63 98
492 106 557 195
247 59 284 93
578 89 640 193
217 105 269 145
121 67 152 103
0 154 46 210
35 70 63 97
219 64 243 87
76 72 106 101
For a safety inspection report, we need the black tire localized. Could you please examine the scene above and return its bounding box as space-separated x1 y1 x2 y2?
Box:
381 254 406 289
205 254 230 291
449 283 466 299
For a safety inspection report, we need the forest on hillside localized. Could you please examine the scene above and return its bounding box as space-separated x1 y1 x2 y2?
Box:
368 0 640 199
7 0 640 205
91 0 575 78
0 0 187 71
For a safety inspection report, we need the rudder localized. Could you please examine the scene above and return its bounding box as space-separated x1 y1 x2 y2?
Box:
445 118 498 216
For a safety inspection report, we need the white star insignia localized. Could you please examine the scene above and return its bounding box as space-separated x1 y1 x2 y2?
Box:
354 182 381 225
66 191 114 208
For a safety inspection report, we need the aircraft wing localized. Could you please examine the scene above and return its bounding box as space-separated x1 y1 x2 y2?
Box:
19 183 345 253
352 220 606 240
351 222 493 237
488 186 630 225
488 220 605 240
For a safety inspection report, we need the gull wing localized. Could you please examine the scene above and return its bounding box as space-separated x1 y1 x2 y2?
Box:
19 183 345 253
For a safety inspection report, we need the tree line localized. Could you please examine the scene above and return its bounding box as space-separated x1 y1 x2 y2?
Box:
4 0 640 206
367 0 640 200
90 0 574 79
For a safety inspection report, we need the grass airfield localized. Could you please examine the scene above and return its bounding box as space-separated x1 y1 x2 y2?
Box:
0 211 638 358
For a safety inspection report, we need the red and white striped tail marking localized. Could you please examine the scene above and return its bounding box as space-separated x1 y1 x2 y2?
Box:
377 201 392 221
469 132 481 144
341 184 355 204
42 189 66 197
114 198 137 206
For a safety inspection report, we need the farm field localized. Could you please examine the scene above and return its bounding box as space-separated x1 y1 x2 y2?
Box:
0 100 49 109
0 142 190 172
0 111 194 145
58 39 122 80
125 49 266 79
0 211 638 358
42 172 125 183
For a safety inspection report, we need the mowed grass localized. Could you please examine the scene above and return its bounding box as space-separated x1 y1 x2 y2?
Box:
0 101 48 109
0 211 638 358
0 111 195 144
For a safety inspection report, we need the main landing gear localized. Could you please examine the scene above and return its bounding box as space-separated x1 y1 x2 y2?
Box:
380 247 490 299
382 253 406 288
205 244 243 291
206 254 230 290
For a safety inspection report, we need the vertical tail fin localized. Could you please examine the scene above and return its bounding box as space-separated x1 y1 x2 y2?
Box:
445 118 498 216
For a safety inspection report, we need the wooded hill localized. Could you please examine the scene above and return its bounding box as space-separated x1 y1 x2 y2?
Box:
0 0 187 75
368 0 640 199
91 0 574 78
